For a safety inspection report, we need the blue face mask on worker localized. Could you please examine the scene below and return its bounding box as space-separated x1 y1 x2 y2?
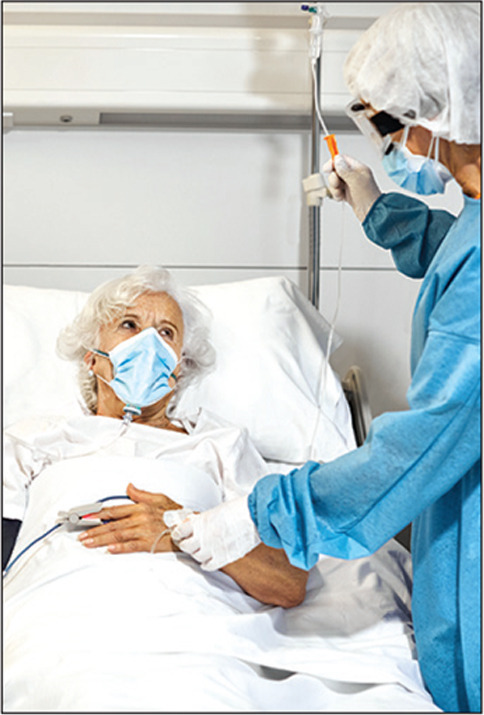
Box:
382 128 452 195
90 327 178 414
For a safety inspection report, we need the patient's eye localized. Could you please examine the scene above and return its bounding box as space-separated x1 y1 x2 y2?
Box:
120 319 137 331
159 326 175 340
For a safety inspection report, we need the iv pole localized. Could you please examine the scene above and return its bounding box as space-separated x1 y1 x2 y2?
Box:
303 4 335 310
308 55 321 309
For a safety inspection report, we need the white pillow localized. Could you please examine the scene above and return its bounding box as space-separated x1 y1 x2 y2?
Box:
3 277 355 463
4 285 89 424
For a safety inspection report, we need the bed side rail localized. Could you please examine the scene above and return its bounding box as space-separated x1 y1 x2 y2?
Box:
342 365 372 448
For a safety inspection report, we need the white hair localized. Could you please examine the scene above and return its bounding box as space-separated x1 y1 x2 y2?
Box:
57 265 215 414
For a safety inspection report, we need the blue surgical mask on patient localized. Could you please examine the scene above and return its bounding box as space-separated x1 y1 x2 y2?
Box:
91 327 178 414
382 129 452 195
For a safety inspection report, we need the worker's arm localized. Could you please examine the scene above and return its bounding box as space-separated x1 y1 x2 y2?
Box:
326 154 456 276
249 329 479 569
248 234 480 569
363 192 456 278
172 214 480 571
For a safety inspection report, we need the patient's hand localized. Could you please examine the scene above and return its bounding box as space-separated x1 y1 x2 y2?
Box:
79 483 182 554
79 484 309 608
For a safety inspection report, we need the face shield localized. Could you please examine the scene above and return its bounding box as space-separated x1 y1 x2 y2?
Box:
345 100 406 156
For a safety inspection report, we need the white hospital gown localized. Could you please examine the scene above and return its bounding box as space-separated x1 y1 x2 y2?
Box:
3 409 267 521
3 411 440 712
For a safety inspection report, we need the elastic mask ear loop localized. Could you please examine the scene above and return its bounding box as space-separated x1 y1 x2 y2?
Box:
86 347 112 390
90 347 110 359
94 369 141 421
426 133 436 160
433 135 440 162
400 124 410 150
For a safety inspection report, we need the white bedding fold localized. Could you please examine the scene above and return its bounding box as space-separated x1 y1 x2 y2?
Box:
4 455 439 712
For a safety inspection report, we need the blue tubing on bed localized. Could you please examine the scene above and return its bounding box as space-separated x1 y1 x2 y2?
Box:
3 495 132 576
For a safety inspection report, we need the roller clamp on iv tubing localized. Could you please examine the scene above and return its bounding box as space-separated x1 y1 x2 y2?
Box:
303 173 331 206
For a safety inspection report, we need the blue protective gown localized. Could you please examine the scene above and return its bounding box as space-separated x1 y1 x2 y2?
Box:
248 192 481 713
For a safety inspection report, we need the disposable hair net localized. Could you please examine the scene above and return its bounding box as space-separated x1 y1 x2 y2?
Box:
344 3 481 145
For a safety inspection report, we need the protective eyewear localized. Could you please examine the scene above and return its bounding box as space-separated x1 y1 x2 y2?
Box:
345 100 405 156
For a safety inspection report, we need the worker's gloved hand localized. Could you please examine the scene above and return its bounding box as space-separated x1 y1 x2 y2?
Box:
164 496 261 571
323 154 381 222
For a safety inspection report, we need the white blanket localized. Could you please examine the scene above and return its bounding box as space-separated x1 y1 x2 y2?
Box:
3 415 439 712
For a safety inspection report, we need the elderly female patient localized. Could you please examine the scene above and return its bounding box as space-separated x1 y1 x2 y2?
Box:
4 265 307 608
4 266 438 713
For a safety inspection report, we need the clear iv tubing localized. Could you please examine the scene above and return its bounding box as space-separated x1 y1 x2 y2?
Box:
310 59 330 137
308 31 347 459
309 202 347 461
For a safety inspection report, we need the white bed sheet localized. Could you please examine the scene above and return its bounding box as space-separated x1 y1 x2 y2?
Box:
3 415 440 712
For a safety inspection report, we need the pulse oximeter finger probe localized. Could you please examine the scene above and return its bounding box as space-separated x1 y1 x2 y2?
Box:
3 495 133 577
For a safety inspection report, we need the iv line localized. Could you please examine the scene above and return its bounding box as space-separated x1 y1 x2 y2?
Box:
310 59 330 137
309 202 347 461
303 3 347 459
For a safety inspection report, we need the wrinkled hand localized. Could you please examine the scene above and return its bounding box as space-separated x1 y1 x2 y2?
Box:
323 154 381 222
79 483 182 554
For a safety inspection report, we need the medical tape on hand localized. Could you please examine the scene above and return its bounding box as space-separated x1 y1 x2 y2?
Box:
151 508 195 554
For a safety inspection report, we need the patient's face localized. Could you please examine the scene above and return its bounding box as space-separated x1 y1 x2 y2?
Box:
96 291 184 383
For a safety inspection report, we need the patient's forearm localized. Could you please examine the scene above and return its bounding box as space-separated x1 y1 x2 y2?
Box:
79 485 308 607
221 544 308 608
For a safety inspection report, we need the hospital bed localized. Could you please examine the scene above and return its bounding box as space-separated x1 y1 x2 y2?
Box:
3 276 437 712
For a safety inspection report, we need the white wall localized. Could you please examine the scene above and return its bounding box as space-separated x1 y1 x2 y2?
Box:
3 2 464 419
4 125 463 417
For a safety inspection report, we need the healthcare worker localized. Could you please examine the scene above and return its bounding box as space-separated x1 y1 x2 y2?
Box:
165 4 481 712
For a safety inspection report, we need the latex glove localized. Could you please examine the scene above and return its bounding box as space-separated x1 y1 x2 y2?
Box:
323 154 381 222
163 496 261 571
